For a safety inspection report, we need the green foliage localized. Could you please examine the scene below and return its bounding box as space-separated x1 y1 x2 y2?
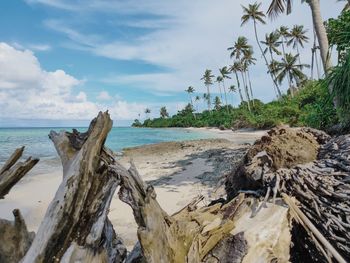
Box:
131 119 142 127
326 10 350 62
138 81 338 131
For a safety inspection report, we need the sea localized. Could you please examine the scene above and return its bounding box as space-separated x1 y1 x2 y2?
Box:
0 127 215 175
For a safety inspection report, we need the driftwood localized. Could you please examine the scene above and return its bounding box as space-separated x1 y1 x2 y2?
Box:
114 159 291 263
226 126 350 262
0 146 39 198
0 147 38 263
22 112 126 263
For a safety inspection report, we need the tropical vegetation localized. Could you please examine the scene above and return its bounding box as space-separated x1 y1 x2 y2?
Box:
133 4 350 134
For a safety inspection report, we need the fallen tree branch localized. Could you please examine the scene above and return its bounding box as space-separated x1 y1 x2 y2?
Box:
0 146 39 198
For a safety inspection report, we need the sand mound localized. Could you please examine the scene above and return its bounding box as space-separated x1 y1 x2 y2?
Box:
246 126 320 171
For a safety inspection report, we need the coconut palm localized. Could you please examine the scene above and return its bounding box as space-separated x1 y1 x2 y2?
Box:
241 2 282 98
229 62 245 104
215 76 224 101
261 31 282 60
195 95 201 112
228 36 251 59
203 93 211 111
144 108 151 119
229 85 237 105
214 96 222 111
160 106 169 118
287 25 309 64
201 70 214 111
267 0 332 73
275 53 310 96
242 48 257 102
219 66 231 110
277 26 290 58
239 60 252 111
185 86 195 107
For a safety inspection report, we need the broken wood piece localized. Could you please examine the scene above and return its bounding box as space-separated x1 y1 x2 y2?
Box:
0 146 39 198
21 111 126 263
0 209 35 263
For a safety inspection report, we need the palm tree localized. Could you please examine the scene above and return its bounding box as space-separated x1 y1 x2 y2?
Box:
267 0 332 73
241 2 282 98
203 93 210 110
144 108 151 119
215 76 224 101
229 85 237 105
275 53 310 96
287 25 309 64
160 106 169 118
242 48 257 102
239 60 252 111
261 31 282 61
214 96 222 111
185 86 195 107
195 95 201 112
201 70 214 111
229 62 245 104
228 36 250 59
277 26 290 58
219 66 231 110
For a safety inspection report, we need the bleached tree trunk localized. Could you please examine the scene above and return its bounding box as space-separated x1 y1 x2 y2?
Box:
22 112 126 263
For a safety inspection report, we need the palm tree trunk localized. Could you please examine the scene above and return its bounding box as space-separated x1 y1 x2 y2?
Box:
247 70 254 102
296 44 302 65
217 83 223 101
253 20 282 98
307 0 332 73
240 71 251 112
222 80 229 112
206 85 211 111
234 71 245 104
281 38 286 58
287 71 294 97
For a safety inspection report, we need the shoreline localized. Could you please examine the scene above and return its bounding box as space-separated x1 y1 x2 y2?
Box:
0 129 265 251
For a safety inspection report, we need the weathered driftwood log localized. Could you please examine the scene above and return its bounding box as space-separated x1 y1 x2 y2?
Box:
114 160 291 263
22 112 126 263
225 126 350 262
0 209 35 263
0 146 39 198
0 147 38 262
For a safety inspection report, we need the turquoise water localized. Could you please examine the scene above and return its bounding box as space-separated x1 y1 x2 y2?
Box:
0 127 214 173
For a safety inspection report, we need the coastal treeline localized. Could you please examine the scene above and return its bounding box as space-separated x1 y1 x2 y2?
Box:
133 1 350 133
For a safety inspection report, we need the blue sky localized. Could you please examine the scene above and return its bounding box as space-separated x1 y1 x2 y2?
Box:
0 0 344 126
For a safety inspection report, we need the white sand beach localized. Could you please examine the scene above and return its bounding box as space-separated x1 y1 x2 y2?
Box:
0 129 266 251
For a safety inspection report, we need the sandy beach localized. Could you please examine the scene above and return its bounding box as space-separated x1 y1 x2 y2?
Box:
0 128 266 250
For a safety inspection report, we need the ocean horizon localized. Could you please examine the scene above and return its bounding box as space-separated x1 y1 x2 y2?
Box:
0 127 216 175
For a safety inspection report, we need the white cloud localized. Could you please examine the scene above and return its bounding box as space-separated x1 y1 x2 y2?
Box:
0 43 161 121
97 91 112 100
28 44 52 51
38 0 343 103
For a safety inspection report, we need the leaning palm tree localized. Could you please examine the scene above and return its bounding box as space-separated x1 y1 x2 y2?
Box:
219 66 231 110
201 70 214 111
277 26 290 58
215 76 224 101
185 86 195 107
229 85 237 105
287 25 309 64
228 36 251 59
275 53 310 97
267 0 332 73
241 2 282 98
239 60 252 112
229 62 245 104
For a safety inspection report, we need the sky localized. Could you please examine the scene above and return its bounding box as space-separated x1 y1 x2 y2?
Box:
0 0 344 127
